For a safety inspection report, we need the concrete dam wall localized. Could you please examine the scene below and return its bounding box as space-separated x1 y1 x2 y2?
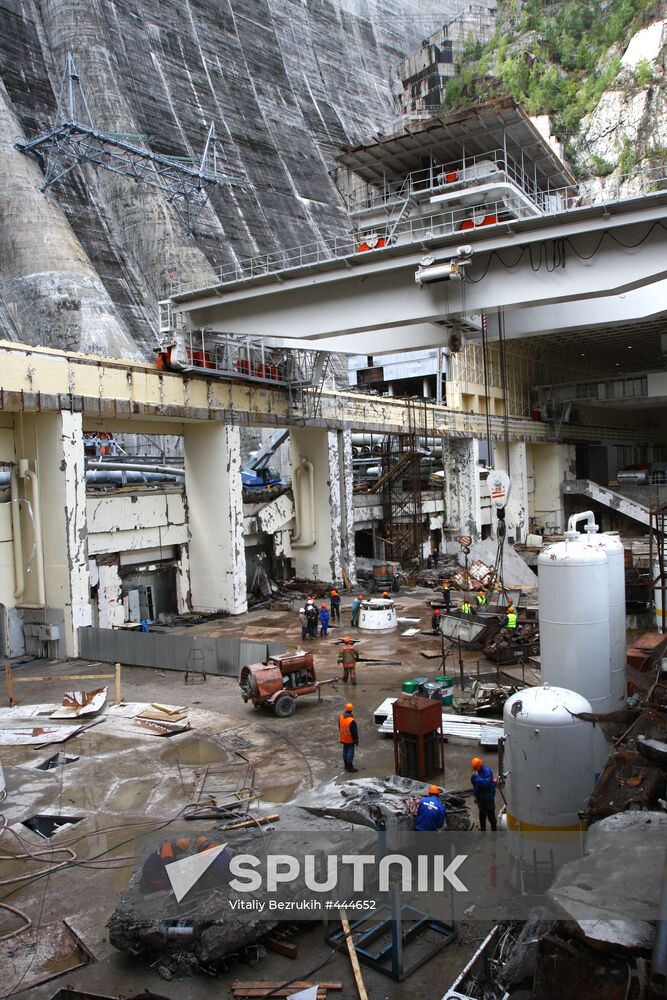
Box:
0 0 449 358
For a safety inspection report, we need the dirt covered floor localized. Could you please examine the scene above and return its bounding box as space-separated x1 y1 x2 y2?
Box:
0 589 503 1000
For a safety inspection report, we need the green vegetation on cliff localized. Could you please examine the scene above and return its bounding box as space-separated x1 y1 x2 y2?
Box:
444 0 659 140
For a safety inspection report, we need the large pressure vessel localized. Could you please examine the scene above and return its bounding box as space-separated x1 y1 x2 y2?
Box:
537 532 612 714
589 530 627 710
503 685 595 890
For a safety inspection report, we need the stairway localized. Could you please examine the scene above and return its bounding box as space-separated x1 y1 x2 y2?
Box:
562 479 650 526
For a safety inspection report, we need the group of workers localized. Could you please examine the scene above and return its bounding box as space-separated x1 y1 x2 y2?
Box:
299 590 341 639
338 702 498 830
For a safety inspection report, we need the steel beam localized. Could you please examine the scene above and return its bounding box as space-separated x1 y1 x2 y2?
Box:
177 209 667 343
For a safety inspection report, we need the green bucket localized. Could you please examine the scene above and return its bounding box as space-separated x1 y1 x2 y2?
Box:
402 679 420 694
436 674 454 706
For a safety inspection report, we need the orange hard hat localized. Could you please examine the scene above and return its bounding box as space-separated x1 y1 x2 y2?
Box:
175 836 191 852
342 635 352 643
331 589 338 595
428 784 440 795
471 757 483 770
358 594 364 599
478 590 484 594
321 604 326 608
345 703 354 712
434 609 440 615
382 591 389 597
443 582 449 587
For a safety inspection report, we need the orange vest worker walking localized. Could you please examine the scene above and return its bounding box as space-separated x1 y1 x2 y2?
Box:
339 703 359 772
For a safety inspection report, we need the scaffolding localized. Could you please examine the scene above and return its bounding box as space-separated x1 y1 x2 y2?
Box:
378 398 433 567
15 54 243 219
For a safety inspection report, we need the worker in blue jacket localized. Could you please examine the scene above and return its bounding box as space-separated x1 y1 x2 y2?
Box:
415 784 447 831
319 604 330 637
471 757 497 831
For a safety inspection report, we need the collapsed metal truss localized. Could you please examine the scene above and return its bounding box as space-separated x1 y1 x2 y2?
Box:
15 54 243 211
166 328 333 419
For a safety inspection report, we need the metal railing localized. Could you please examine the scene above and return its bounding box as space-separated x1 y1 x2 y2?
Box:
168 161 667 297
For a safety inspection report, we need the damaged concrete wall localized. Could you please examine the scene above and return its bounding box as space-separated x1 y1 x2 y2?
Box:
0 414 20 656
0 0 445 354
496 441 528 544
17 412 91 656
95 557 125 629
86 492 188 555
443 437 482 540
184 422 247 614
289 425 349 583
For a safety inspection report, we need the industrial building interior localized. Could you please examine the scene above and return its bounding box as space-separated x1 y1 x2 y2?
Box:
1 3 667 1000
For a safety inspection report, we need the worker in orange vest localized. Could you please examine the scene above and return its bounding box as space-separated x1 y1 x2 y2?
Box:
339 702 359 772
337 636 359 684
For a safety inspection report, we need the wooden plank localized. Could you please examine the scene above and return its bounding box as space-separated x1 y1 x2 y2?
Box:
10 673 115 683
264 937 298 959
5 662 15 706
114 662 122 705
232 983 342 991
339 907 369 1000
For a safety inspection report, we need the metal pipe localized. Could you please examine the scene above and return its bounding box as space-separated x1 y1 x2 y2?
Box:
24 469 45 609
567 510 598 534
10 468 24 600
292 458 315 548
87 461 184 477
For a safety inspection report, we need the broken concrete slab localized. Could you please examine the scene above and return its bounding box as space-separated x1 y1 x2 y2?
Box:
457 539 538 592
547 811 667 948
292 775 471 831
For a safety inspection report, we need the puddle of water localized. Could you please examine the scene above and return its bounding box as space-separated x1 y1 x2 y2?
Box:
42 950 87 974
107 779 155 812
259 783 297 803
162 737 231 766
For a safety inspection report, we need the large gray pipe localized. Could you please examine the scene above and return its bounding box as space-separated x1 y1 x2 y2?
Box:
87 462 184 477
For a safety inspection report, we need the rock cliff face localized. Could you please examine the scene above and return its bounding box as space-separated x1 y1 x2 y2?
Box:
0 0 445 357
578 19 667 199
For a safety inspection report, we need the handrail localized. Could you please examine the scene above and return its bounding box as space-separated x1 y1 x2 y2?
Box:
168 160 667 298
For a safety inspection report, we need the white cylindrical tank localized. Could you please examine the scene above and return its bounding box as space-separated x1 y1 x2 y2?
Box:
588 529 627 710
358 598 397 631
503 685 596 889
538 530 611 713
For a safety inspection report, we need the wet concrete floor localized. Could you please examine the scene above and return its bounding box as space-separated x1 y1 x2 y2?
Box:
1 589 503 1000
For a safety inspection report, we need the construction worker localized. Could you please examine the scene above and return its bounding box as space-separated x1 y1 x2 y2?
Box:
476 590 487 606
431 608 441 633
471 757 497 832
319 603 330 637
330 589 341 623
382 591 391 599
298 607 308 640
505 602 518 629
461 599 472 615
442 582 452 611
141 836 230 893
351 594 363 627
339 702 359 772
415 784 447 831
337 636 359 684
306 602 319 638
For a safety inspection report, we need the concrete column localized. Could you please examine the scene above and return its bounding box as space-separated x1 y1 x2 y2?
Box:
184 422 247 615
530 443 575 533
289 426 353 585
496 442 528 543
442 437 482 540
18 412 91 656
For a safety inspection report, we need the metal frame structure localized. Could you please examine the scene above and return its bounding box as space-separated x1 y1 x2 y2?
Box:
649 504 667 634
379 398 433 567
15 54 242 215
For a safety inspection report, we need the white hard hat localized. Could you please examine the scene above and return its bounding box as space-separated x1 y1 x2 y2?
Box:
299 608 305 613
